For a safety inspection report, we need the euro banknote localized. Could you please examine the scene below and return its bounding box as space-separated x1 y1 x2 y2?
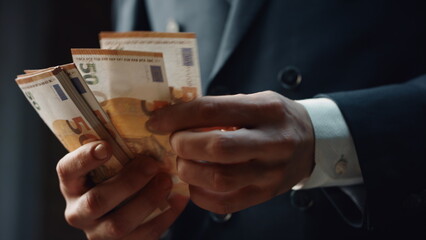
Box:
99 31 202 103
71 49 188 195
16 67 129 183
15 31 203 221
25 63 135 160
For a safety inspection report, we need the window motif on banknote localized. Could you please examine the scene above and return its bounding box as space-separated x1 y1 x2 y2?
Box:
181 48 194 66
52 84 68 101
150 65 164 82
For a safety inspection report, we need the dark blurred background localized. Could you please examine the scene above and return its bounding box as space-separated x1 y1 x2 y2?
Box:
0 0 113 239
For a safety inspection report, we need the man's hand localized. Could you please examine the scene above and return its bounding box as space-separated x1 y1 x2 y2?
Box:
146 91 315 214
57 141 188 240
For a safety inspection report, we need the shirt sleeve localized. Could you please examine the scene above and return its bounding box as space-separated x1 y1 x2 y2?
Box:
292 98 363 190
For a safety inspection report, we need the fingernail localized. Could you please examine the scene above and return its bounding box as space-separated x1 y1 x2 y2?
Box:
146 115 168 135
93 143 108 160
145 116 158 132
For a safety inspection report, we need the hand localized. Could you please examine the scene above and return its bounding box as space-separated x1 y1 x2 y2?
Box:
146 91 315 214
56 141 188 240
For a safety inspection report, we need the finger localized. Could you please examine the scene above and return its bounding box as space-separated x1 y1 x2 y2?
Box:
68 157 160 225
170 128 266 164
87 173 173 240
57 141 111 197
124 193 189 240
177 158 262 192
146 93 275 133
189 185 277 214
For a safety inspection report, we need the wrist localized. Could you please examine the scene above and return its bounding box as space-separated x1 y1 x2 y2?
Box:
294 101 316 180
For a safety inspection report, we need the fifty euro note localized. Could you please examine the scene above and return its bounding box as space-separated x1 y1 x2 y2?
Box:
16 66 129 183
71 48 188 196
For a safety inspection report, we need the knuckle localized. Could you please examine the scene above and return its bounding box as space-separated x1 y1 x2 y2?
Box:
171 136 188 158
256 93 287 118
250 91 286 111
277 130 299 158
64 208 80 227
260 90 281 100
265 90 281 98
196 99 218 120
211 169 233 192
265 98 285 115
56 160 69 181
104 218 128 239
176 159 189 182
76 156 88 171
283 131 298 147
74 149 93 169
56 149 93 182
208 134 235 159
82 191 103 217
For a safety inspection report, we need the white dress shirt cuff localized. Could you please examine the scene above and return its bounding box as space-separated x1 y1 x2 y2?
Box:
293 98 363 190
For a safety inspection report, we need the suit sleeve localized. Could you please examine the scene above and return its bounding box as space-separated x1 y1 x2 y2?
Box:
327 74 426 235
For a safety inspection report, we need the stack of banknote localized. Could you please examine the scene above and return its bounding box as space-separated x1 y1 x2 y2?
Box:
15 32 202 211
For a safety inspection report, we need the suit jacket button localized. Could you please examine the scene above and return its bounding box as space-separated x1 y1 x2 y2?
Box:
209 212 232 223
277 66 302 89
291 190 314 211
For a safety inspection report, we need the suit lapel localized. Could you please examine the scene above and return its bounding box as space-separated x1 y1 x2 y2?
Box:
207 0 267 83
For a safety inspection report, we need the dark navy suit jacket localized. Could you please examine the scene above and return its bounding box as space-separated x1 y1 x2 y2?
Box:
114 0 426 239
